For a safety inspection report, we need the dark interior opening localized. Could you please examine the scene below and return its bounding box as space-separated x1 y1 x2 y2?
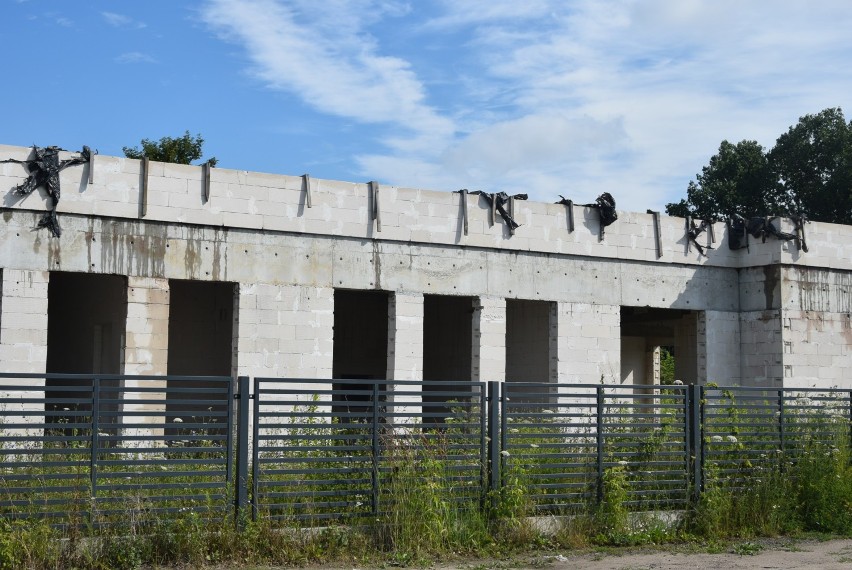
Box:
422 295 474 423
332 289 390 421
505 299 555 404
45 272 127 429
166 280 235 426
620 306 698 386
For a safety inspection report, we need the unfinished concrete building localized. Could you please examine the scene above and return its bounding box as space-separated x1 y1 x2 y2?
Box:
0 143 850 404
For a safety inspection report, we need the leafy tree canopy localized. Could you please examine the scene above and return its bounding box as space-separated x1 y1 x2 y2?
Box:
123 131 217 167
666 108 852 225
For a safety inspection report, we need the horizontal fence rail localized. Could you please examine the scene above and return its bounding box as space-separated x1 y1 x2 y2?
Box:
501 382 690 512
702 385 852 490
0 374 849 530
252 378 486 524
0 373 233 528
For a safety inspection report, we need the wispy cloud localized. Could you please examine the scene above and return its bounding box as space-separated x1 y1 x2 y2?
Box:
202 0 852 212
114 52 157 64
102 11 147 29
202 0 454 151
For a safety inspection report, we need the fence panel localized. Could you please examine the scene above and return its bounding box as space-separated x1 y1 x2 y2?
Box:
0 373 233 528
252 378 486 524
703 386 852 489
501 382 690 512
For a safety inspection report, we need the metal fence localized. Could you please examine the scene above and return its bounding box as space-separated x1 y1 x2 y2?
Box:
501 382 690 512
0 373 233 527
250 378 486 522
0 374 849 528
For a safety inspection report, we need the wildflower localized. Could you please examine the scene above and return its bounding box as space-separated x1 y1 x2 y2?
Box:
509 428 519 434
618 460 628 466
673 379 683 385
726 435 738 443
711 435 723 443
355 501 363 508
530 444 539 448
173 417 183 423
500 450 510 457
63 407 70 411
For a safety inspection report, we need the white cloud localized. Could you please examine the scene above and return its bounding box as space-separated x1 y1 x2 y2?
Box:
203 0 852 213
201 0 454 148
102 11 147 29
114 52 157 64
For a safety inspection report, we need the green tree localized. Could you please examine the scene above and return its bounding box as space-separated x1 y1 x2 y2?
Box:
659 347 675 385
665 140 779 221
770 108 852 225
667 108 852 225
123 131 217 167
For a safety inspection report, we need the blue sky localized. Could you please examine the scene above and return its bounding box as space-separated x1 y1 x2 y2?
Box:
3 0 852 213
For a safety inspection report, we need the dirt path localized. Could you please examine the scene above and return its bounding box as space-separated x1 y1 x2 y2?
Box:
437 538 852 570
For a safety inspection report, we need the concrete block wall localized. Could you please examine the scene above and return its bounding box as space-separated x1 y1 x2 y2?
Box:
780 266 852 389
387 292 424 382
0 269 49 374
556 302 621 384
123 277 170 375
473 297 506 382
698 311 742 384
6 144 831 272
234 283 334 379
121 277 170 436
739 310 784 387
0 269 48 424
1 144 851 392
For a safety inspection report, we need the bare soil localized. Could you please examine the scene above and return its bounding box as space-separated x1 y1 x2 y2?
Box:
433 538 852 570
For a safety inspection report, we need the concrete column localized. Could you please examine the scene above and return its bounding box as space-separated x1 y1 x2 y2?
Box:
234 283 334 379
472 296 506 382
739 310 783 388
387 292 424 418
698 310 741 385
0 269 49 374
122 276 170 438
556 302 621 385
387 292 424 381
124 277 170 375
0 269 49 428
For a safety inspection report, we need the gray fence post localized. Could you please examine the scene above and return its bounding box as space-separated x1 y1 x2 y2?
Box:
487 381 501 507
91 377 100 514
778 389 787 469
687 384 704 502
848 390 852 462
235 376 250 526
596 385 604 504
371 383 380 517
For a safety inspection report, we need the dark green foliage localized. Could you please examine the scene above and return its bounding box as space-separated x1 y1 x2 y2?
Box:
660 347 675 384
770 108 852 225
122 130 217 167
667 108 852 225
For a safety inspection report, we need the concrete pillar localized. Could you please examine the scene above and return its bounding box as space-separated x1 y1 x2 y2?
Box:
0 269 49 374
739 310 783 388
234 283 334 379
124 277 170 376
387 292 424 381
387 292 424 417
556 302 621 385
472 296 506 382
0 269 49 427
122 276 170 438
698 310 741 385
